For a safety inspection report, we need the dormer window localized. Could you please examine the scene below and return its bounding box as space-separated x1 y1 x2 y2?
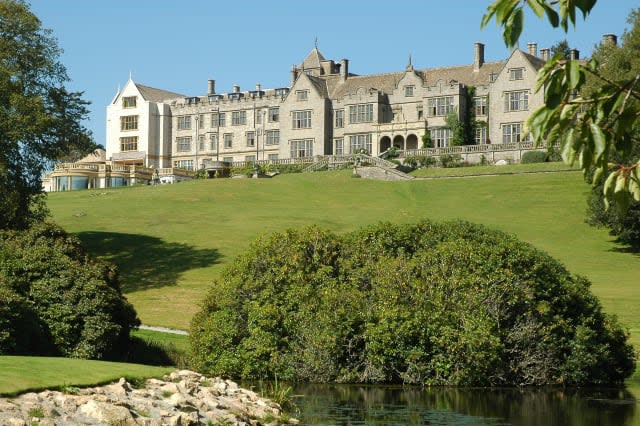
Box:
509 68 524 80
122 96 137 108
405 86 414 97
490 72 498 82
296 90 309 101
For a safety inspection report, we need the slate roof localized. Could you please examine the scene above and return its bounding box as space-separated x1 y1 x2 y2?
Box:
323 59 507 99
135 83 185 102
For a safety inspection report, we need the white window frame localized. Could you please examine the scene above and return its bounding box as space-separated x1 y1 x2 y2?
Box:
427 97 454 116
120 136 138 151
268 107 279 122
335 138 344 155
296 90 309 101
430 128 452 147
266 130 280 145
177 116 191 130
223 133 233 149
120 115 138 131
509 68 524 80
290 139 313 158
348 134 372 154
246 131 255 147
335 109 344 128
122 96 137 108
231 110 247 126
292 110 312 129
474 96 487 116
348 104 374 123
504 91 529 112
176 136 192 152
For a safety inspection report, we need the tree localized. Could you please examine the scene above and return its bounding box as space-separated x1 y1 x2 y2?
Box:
482 1 640 214
0 0 95 229
583 10 640 246
0 223 140 359
190 221 635 386
550 39 571 59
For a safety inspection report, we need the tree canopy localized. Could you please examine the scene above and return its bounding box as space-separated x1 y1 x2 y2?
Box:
482 0 640 214
190 221 635 386
0 0 95 229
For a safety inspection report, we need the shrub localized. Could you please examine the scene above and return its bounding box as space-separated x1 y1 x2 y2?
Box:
403 156 419 169
0 223 139 359
521 150 548 164
439 154 463 168
190 221 635 386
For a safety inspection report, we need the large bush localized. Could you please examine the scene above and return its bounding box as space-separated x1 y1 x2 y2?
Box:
190 221 635 386
0 223 139 359
521 150 548 164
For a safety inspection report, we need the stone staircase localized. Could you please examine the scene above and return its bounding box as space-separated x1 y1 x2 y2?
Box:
303 153 414 181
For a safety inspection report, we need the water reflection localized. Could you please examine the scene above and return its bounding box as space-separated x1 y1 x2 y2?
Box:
291 383 638 425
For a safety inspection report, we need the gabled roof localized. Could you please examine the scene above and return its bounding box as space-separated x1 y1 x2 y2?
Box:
419 60 506 87
135 83 185 103
306 74 329 97
521 51 546 70
300 48 326 70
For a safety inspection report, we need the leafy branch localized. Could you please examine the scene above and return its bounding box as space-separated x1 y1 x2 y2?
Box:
483 0 640 212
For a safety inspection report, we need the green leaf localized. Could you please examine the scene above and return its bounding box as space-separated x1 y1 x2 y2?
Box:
527 0 546 18
542 2 560 27
614 173 627 194
589 122 606 160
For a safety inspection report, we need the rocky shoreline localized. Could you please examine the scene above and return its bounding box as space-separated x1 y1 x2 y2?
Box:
0 370 298 425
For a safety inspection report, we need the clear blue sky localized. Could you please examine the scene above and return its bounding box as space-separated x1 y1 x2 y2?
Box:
29 0 637 147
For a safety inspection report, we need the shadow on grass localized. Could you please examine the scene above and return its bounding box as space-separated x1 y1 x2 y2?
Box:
76 231 221 291
607 238 640 257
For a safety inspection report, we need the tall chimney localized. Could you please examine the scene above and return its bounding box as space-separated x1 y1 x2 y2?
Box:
603 33 618 46
340 59 349 81
291 65 298 85
474 42 485 72
569 49 580 60
207 79 215 95
540 48 550 61
527 42 538 57
255 83 261 92
233 84 240 93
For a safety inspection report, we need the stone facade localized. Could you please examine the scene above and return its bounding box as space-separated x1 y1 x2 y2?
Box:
104 41 554 171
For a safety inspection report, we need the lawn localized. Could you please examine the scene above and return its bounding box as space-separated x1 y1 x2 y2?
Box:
409 161 579 178
47 168 640 354
0 356 171 396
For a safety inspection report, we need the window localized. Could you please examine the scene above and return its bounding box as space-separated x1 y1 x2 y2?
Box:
335 109 344 128
245 155 256 162
349 134 372 154
290 139 313 158
268 107 279 122
292 110 312 129
122 96 136 108
120 136 138 151
232 110 246 125
176 136 192 152
418 108 424 120
475 126 488 144
199 114 205 129
490 72 498 82
266 130 280 145
177 116 191 130
120 115 138 131
223 133 233 148
474 96 487 116
430 128 452 147
405 86 414 97
223 156 234 163
174 160 194 170
268 153 279 161
502 122 528 143
335 138 344 155
504 91 529 111
211 112 225 127
296 90 309 101
209 133 218 150
255 111 262 124
198 135 206 151
246 131 255 147
427 97 454 116
349 104 374 123
509 68 524 80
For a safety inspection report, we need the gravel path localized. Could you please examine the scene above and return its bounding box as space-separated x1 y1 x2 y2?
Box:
139 324 189 335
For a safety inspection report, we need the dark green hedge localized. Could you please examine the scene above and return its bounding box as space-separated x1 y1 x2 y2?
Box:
190 220 635 386
521 150 548 164
0 223 139 359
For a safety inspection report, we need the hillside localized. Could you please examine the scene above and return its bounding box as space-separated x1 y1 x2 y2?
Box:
47 170 640 350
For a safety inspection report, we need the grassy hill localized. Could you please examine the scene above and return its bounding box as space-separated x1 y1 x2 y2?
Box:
47 169 640 352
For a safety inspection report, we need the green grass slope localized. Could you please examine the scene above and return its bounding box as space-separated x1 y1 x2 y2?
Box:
0 356 171 396
47 169 640 353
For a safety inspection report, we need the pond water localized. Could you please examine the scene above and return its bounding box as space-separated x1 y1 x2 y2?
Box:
289 381 639 425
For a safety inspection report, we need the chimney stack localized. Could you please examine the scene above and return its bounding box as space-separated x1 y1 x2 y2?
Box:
233 84 240 93
207 79 215 95
603 33 618 46
527 42 538 57
474 42 485 72
340 59 349 81
255 83 261 92
570 49 580 60
291 65 298 85
540 48 550 61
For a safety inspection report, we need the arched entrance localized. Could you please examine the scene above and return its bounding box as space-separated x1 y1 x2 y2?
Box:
380 136 391 153
393 135 405 149
406 134 419 150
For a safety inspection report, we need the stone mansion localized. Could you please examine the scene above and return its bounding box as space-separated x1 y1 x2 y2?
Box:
106 41 561 170
46 37 608 191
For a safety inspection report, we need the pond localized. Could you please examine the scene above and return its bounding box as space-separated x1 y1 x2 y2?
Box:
289 381 639 425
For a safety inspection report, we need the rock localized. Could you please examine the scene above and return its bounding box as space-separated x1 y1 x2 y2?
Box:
79 399 137 426
6 419 26 426
166 392 187 408
167 412 198 426
495 159 508 166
